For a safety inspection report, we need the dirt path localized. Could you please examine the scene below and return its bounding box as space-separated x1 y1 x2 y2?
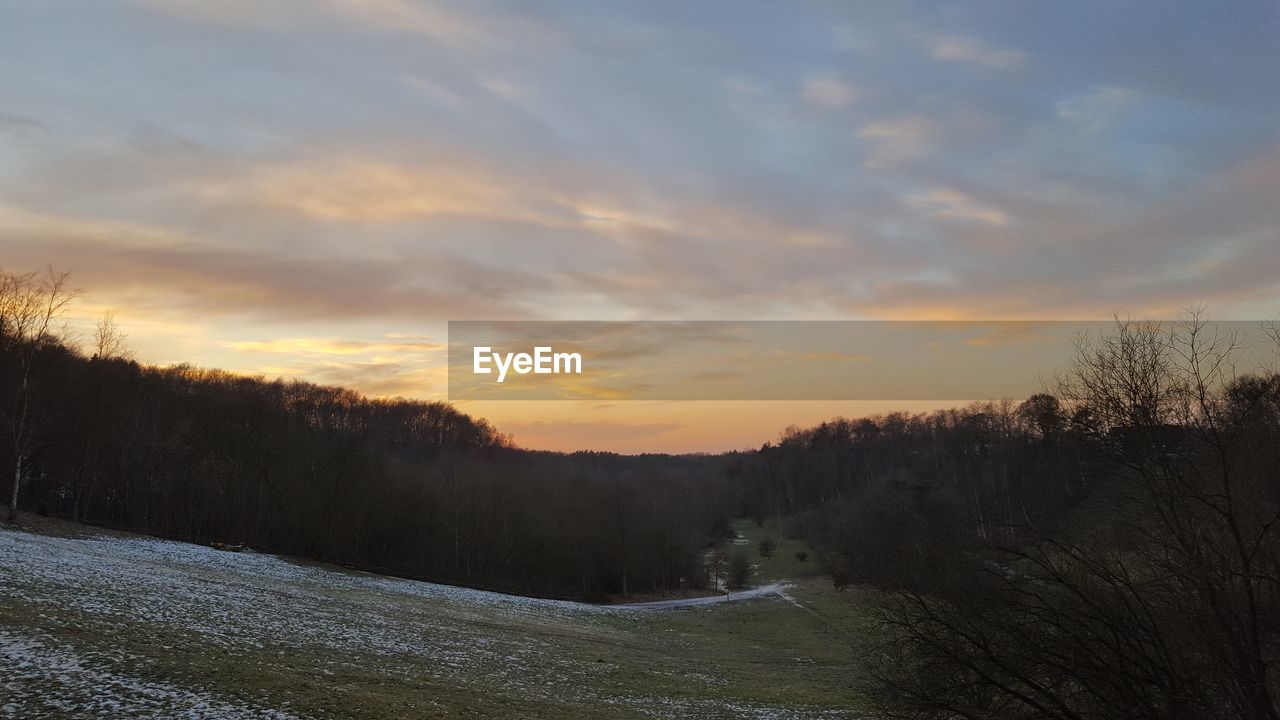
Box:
609 582 790 610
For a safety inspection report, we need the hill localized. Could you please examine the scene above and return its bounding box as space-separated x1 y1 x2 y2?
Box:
0 519 874 719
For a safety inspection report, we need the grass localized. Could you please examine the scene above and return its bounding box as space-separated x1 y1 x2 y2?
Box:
652 577 883 706
1 515 881 719
731 517 828 584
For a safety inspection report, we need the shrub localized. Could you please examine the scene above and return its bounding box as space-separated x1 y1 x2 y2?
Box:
758 536 776 557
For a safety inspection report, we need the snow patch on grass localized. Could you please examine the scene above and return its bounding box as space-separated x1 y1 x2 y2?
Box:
0 628 295 719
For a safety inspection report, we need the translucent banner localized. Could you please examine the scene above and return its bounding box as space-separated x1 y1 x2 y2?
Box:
447 320 1276 401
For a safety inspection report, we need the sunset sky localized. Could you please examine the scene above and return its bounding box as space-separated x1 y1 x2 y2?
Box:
2 1 1278 452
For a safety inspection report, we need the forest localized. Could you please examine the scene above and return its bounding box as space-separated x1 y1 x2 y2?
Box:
4 266 1280 718
0 269 737 600
742 319 1280 719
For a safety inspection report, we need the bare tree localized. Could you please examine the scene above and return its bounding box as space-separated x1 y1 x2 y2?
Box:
870 314 1280 720
0 267 76 523
92 312 132 361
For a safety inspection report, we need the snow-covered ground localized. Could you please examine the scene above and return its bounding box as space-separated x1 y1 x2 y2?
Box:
0 527 852 719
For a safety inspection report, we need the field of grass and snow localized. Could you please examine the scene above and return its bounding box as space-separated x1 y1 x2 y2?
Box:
0 520 874 719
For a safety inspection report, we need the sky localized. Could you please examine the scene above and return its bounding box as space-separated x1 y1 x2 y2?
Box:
1 1 1278 452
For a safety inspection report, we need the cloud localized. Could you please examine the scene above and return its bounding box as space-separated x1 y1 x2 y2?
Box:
478 76 537 101
831 26 879 54
1056 87 1136 132
830 144 1280 319
0 112 45 133
302 361 445 399
689 370 742 382
220 333 449 398
127 0 552 49
798 352 873 362
906 188 1009 226
921 33 1026 70
801 77 858 108
402 76 467 107
0 204 548 322
857 115 941 168
196 160 564 225
226 336 443 356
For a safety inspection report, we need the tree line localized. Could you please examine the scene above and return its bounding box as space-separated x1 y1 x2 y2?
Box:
0 267 735 600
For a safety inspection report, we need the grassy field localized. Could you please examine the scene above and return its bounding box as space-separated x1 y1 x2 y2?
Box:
0 516 878 719
730 518 828 584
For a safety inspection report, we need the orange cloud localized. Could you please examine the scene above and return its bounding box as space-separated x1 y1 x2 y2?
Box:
226 336 443 356
196 160 563 225
799 351 873 362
